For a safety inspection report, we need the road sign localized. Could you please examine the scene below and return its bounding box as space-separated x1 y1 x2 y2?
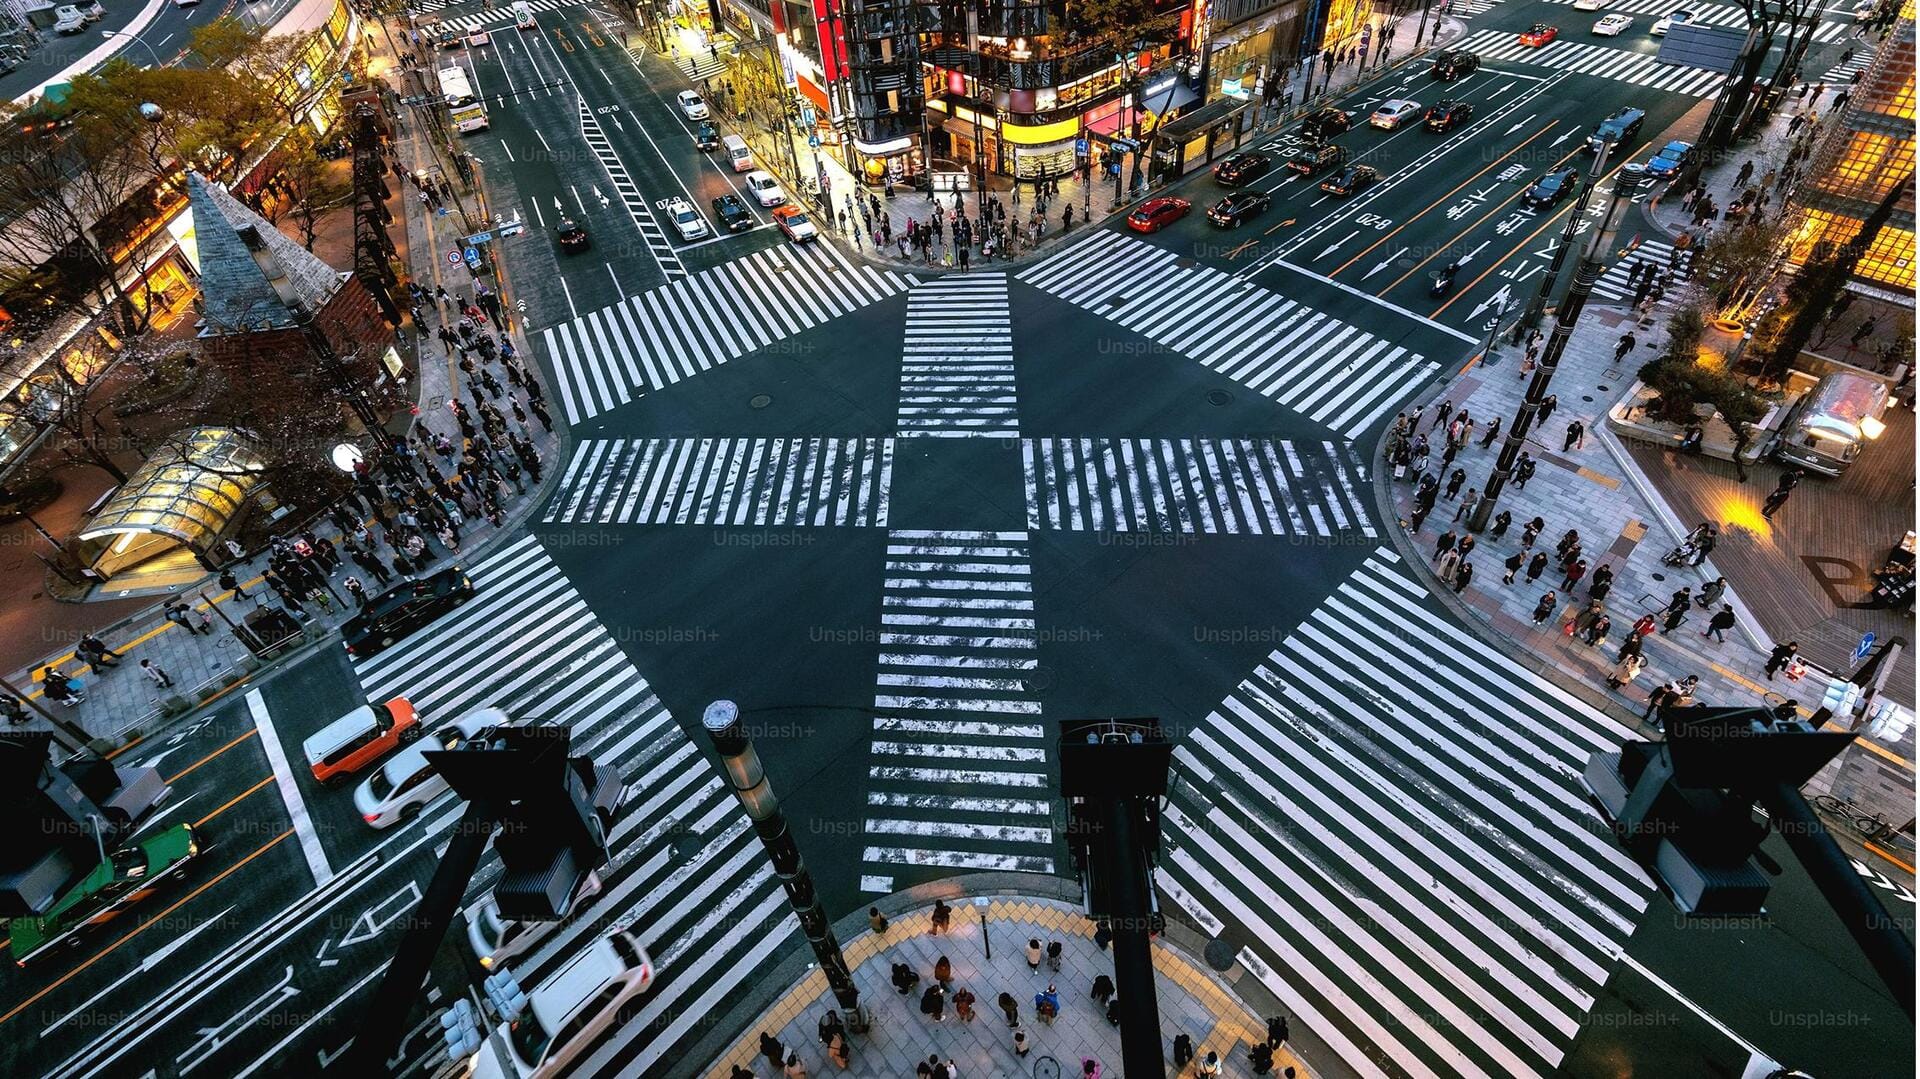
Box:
1075 137 1089 154
808 134 820 147
1854 632 1876 662
446 250 461 265
467 231 493 245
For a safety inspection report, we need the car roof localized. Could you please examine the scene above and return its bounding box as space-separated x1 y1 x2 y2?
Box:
530 936 625 1033
747 171 774 183
1661 139 1692 152
304 705 379 761
379 742 435 786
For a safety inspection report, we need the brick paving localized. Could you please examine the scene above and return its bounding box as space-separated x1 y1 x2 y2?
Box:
703 895 1314 1079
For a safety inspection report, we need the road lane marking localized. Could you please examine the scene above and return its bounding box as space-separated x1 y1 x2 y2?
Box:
1430 155 1634 318
1274 259 1479 344
40 904 234 1037
195 776 275 830
0 831 293 1028
1384 139 1591 296
165 728 260 784
246 690 332 888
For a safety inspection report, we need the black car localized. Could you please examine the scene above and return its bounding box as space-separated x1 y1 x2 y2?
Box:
712 194 754 232
1213 151 1273 186
693 121 720 151
1523 166 1581 208
1431 50 1480 82
341 566 475 659
1319 164 1380 197
1207 190 1273 227
556 219 590 253
1425 100 1474 133
1586 107 1646 153
1298 107 1353 140
1287 142 1347 176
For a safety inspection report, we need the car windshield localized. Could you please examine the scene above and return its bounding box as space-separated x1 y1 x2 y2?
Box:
366 768 396 800
110 847 147 879
785 213 809 226
509 1017 552 1068
677 209 696 222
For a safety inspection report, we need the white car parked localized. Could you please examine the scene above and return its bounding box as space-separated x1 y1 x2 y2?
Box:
469 931 654 1078
743 170 785 207
1651 8 1695 34
675 90 709 120
352 709 508 828
1593 13 1634 36
666 198 709 240
1369 99 1423 129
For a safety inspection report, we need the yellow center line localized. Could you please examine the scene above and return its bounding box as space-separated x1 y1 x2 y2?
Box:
0 830 292 1027
195 776 277 829
1430 153 1634 319
1389 139 1592 297
165 728 261 785
1330 120 1562 280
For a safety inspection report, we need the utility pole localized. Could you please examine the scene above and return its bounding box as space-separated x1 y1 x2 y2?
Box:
1521 143 1615 330
703 700 869 1032
1468 159 1645 534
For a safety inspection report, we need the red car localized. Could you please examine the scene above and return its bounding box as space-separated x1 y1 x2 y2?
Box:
1126 196 1191 233
1519 23 1559 46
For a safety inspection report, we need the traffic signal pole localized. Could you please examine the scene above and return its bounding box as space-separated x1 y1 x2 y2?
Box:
1467 156 1644 534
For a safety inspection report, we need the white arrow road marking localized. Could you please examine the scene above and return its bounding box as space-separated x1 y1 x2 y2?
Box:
339 881 425 948
1363 246 1409 280
41 905 235 1036
1458 240 1491 266
1317 229 1360 259
130 791 200 838
248 690 331 888
176 966 298 1075
1469 283 1515 322
1504 112 1537 136
1551 125 1582 147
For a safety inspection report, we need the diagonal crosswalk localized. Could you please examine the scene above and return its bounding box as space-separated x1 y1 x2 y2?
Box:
899 274 1019 437
1454 27 1730 96
1020 231 1436 437
545 437 896 526
1160 549 1654 1079
536 245 917 424
351 535 798 1079
1816 48 1874 84
861 530 1057 893
1591 238 1696 303
1542 0 1856 44
1023 437 1375 537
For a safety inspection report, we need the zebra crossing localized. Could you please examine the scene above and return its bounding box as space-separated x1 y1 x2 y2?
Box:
536 245 917 424
1023 437 1375 537
579 99 686 284
861 530 1056 893
1160 549 1654 1079
545 437 895 526
1449 0 1506 17
899 274 1019 437
1817 49 1874 84
1593 239 1696 303
352 535 799 1078
677 52 731 82
428 0 581 34
1020 231 1436 437
1543 0 1856 44
1453 28 1730 96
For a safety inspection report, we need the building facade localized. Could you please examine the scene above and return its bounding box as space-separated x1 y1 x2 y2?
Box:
1784 8 1915 293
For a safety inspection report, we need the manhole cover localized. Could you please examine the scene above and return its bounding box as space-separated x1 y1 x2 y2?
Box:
749 394 772 409
1103 293 1129 308
1597 384 1610 391
671 832 705 862
1206 389 1232 406
1581 395 1594 403
1396 256 1416 268
1650 572 1667 582
1204 935 1240 972
1022 666 1055 693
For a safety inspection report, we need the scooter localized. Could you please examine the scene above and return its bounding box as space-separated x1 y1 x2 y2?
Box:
1430 261 1461 298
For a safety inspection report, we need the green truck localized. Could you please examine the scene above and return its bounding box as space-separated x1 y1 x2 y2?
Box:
7 824 200 966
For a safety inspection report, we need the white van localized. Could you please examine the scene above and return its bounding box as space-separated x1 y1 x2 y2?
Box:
721 134 752 173
52 7 87 32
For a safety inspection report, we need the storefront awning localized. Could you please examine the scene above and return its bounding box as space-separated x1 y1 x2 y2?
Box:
1159 97 1250 143
78 427 266 552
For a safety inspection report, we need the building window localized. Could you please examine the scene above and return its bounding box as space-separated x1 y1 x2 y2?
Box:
1792 208 1915 288
1816 131 1915 205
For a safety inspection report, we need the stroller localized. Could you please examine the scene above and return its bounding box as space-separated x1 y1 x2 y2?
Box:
1662 541 1697 567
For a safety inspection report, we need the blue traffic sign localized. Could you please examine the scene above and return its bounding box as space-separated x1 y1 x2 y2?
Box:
1075 137 1089 154
1854 631 1876 662
808 134 820 147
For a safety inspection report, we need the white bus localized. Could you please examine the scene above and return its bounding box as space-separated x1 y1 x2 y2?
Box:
438 66 489 134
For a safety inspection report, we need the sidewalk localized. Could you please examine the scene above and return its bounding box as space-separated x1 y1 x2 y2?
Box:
688 11 1465 275
2 31 563 753
1374 208 1915 877
701 889 1318 1079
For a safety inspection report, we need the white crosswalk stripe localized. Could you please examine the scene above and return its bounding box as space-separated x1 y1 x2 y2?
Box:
1591 238 1696 302
861 530 1056 893
1160 549 1654 1079
1451 0 1505 16
1453 28 1730 96
545 437 896 526
1816 49 1874 84
536 245 917 424
1020 231 1437 437
1543 0 1856 44
1023 437 1375 537
351 535 799 1079
675 52 731 82
429 0 580 34
899 274 1018 437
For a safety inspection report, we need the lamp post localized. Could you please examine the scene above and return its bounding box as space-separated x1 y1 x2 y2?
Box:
1468 156 1646 534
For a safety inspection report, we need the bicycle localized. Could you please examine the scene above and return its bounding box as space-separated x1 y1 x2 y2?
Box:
1811 793 1898 841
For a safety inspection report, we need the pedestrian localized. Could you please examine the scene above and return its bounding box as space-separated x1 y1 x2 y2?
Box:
1556 528 1580 559
140 659 174 689
1525 551 1549 583
1013 1029 1031 1058
760 1032 787 1072
1454 488 1480 522
1503 550 1526 585
920 984 946 1021
891 961 919 994
930 898 952 933
1562 558 1588 591
1105 995 1122 1025
1614 332 1637 363
1662 603 1687 633
998 992 1020 1027
1521 516 1543 549
1479 416 1502 448
933 954 953 989
1584 613 1612 647
1026 938 1043 969
1435 529 1458 560
1430 399 1453 430
1691 528 1717 565
1537 394 1558 427
1444 468 1466 500
1644 681 1681 724
1563 420 1585 451
868 906 889 933
1173 1032 1195 1070
1453 560 1474 593
1702 605 1737 643
1436 547 1462 586
953 986 976 1021
784 1050 808 1079
827 1032 850 1068
1589 563 1614 602
1197 1052 1223 1078
1608 653 1646 690
1035 985 1060 1023
1698 576 1727 608
1761 486 1791 518
1514 453 1536 490
1046 939 1063 971
1490 509 1512 540
1532 591 1558 625
1091 973 1115 1005
1765 641 1799 679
